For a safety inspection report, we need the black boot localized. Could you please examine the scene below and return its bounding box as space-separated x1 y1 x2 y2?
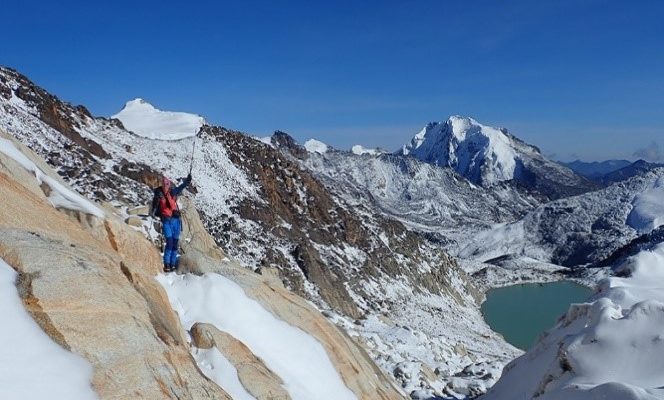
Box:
163 263 171 273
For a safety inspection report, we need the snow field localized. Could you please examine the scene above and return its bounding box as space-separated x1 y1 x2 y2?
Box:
0 259 97 399
156 272 356 400
351 145 381 155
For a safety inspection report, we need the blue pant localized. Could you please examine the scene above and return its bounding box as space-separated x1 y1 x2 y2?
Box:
162 217 181 266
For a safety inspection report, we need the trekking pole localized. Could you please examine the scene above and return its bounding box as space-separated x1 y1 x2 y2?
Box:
189 135 197 175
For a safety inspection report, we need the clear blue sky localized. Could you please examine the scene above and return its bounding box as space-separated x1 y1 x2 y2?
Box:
3 0 663 161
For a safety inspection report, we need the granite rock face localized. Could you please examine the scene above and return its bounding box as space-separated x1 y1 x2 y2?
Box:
0 132 231 399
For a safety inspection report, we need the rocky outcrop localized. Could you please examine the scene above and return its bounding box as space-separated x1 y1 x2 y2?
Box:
0 133 231 399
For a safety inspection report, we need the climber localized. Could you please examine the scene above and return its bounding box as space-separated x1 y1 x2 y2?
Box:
150 173 192 272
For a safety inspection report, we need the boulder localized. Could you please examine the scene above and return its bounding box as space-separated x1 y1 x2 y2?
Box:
191 323 291 400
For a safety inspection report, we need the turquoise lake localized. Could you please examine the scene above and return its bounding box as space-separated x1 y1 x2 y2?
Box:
481 281 593 350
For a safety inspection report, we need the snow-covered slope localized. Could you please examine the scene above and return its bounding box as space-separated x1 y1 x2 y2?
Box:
627 176 664 234
483 243 664 400
296 145 540 251
0 259 96 400
399 116 596 198
460 168 664 267
157 272 356 400
112 98 205 140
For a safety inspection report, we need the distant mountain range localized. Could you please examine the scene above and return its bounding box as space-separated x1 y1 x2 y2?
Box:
564 159 664 185
563 159 632 178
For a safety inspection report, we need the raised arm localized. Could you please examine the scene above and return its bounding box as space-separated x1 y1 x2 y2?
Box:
171 174 192 196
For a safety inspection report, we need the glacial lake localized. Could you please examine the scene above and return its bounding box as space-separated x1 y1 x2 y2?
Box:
481 281 593 350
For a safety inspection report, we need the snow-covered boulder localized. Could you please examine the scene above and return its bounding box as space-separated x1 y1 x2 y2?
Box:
112 98 205 140
304 138 329 154
351 144 381 156
190 322 290 400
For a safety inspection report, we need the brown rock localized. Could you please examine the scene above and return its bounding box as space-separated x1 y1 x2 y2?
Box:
191 323 291 400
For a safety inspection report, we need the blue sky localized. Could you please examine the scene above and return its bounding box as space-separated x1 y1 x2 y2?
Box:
3 0 663 161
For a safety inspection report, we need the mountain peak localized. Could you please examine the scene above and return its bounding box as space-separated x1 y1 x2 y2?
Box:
123 97 150 107
399 116 596 197
112 99 205 141
401 115 518 185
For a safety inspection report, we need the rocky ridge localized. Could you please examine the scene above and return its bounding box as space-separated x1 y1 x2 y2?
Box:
0 66 516 398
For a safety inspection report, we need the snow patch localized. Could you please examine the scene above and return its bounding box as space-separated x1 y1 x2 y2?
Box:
0 258 97 399
112 98 205 141
156 272 356 400
254 136 274 147
192 346 257 400
0 137 105 218
304 139 329 154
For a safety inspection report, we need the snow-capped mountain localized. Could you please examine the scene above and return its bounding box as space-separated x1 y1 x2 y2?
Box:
399 116 597 199
0 66 516 398
112 98 205 140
